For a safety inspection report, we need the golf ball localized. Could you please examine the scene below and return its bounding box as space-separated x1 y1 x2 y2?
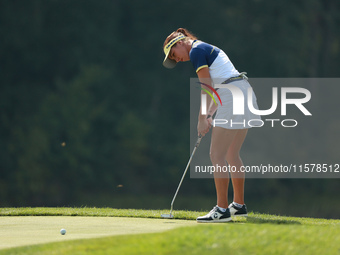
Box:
60 228 66 235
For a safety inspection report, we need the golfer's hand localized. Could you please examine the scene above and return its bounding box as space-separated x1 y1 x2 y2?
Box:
197 118 211 137
207 116 213 126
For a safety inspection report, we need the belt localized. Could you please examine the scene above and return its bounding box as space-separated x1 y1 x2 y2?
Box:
215 72 248 90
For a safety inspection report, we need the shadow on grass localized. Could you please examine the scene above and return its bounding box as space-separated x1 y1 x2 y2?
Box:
246 216 301 225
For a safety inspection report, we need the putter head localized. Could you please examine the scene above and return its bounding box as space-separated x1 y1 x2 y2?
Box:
161 213 174 219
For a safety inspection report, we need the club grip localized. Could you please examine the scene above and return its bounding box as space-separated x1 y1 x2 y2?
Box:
195 135 202 148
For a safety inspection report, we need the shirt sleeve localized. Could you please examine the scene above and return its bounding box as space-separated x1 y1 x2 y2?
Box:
190 48 209 73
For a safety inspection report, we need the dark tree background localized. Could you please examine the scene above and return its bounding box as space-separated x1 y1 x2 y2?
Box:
0 0 339 218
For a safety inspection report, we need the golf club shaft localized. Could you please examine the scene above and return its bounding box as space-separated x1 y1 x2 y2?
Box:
169 135 202 215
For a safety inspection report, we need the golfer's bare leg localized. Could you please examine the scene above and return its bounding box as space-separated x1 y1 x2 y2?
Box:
210 127 238 208
227 129 248 205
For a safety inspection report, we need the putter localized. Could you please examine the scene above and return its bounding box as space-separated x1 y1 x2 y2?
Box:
161 135 203 219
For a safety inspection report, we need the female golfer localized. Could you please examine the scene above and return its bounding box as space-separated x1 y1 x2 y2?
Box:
162 28 261 223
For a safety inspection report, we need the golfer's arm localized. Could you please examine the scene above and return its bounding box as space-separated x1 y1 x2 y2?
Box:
197 67 217 119
207 97 218 117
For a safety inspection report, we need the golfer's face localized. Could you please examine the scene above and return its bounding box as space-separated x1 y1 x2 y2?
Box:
169 42 189 63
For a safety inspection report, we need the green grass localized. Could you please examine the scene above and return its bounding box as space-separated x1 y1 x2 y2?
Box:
1 207 339 225
1 207 340 255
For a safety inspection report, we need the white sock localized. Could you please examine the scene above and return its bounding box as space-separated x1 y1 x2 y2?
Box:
217 206 227 212
233 202 243 208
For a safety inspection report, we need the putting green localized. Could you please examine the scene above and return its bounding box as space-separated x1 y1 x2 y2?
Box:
0 216 196 250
